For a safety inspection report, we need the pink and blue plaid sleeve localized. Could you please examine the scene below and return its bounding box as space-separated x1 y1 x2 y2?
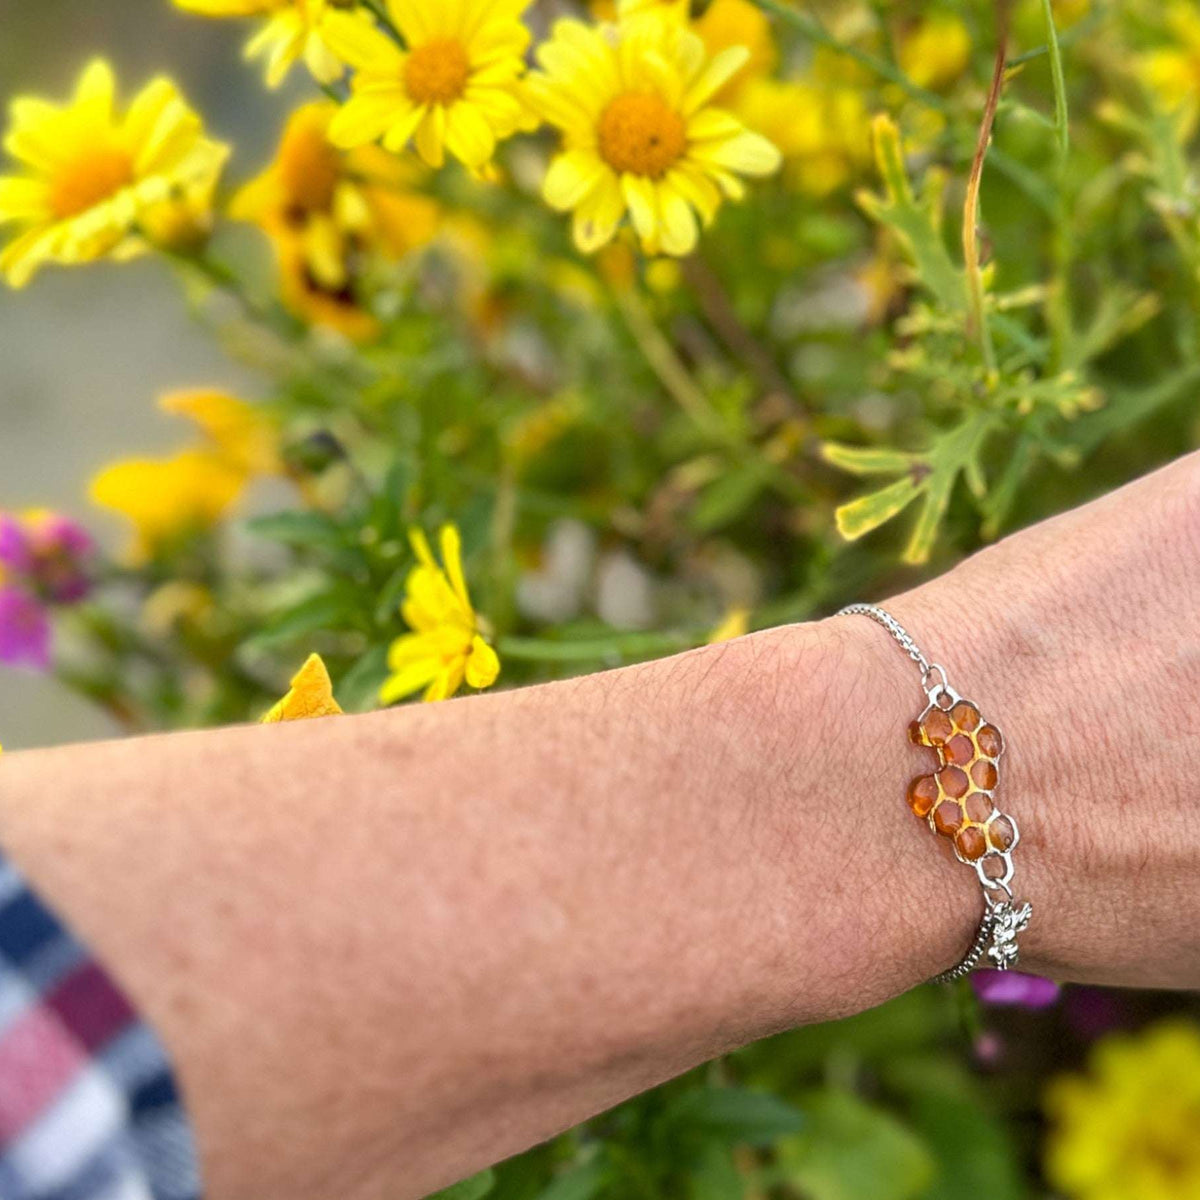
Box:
0 847 201 1200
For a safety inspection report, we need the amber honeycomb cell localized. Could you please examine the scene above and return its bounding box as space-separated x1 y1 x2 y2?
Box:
907 694 1013 867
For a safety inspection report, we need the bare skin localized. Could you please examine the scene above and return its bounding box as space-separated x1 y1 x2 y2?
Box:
2 451 1200 1199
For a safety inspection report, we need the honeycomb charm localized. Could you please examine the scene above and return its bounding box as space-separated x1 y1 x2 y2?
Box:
907 693 1019 878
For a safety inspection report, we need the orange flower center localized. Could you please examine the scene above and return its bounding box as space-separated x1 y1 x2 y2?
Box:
404 39 471 106
49 145 134 218
597 92 687 178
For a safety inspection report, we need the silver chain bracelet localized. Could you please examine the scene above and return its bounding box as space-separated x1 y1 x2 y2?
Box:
837 603 1032 983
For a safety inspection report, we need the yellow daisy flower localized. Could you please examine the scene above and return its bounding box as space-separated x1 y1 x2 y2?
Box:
526 13 781 256
0 59 227 288
325 0 533 171
172 0 365 88
381 525 500 704
231 102 440 338
1045 1021 1200 1200
261 653 344 722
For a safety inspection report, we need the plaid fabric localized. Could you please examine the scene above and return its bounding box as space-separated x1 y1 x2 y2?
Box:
0 847 201 1200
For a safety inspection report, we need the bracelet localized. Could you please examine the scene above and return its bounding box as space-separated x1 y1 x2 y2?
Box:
837 603 1033 983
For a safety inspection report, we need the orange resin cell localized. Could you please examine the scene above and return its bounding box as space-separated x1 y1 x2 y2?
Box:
907 696 1014 866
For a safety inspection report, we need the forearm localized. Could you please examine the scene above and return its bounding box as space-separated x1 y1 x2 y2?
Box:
0 621 971 1200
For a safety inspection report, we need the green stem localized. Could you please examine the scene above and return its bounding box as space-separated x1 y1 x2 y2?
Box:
962 5 1010 379
748 0 948 112
1008 0 1105 66
360 0 404 44
160 243 300 339
1039 0 1070 165
497 630 699 664
613 284 728 440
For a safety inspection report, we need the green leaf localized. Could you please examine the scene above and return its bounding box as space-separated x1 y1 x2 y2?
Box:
821 442 920 476
858 115 965 314
246 511 346 550
834 475 924 542
336 644 390 713
244 588 362 651
374 563 411 625
665 1087 805 1146
776 1090 934 1200
884 1055 1026 1200
688 1141 745 1200
903 470 956 565
426 1168 497 1200
691 466 769 532
535 1158 611 1200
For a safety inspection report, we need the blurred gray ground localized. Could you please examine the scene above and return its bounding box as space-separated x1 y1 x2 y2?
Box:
0 0 283 748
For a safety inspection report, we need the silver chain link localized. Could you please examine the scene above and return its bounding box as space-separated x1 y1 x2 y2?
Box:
836 603 931 675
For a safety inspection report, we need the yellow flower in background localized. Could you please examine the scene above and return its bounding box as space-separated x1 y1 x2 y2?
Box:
527 13 781 256
1137 2 1200 111
708 606 750 643
693 0 777 101
0 59 227 287
232 102 440 338
1045 1021 1200 1200
737 76 871 196
159 389 280 476
615 0 690 19
381 525 500 704
90 449 245 561
896 13 972 92
172 0 367 87
136 140 228 252
326 0 533 171
262 652 344 721
90 389 276 560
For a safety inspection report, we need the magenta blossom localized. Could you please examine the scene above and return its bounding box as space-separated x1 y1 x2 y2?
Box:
0 585 51 670
971 969 1060 1008
0 511 93 604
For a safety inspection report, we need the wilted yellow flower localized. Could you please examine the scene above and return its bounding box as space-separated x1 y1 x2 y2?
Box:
172 0 367 87
1045 1021 1200 1200
232 102 440 338
381 525 500 704
0 59 227 287
326 0 533 171
896 13 972 91
1137 2 1200 111
262 652 344 721
736 76 871 196
527 13 781 256
90 449 244 561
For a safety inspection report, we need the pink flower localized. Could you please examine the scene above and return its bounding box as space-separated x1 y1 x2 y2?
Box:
971 969 1060 1008
0 586 51 670
0 511 93 604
